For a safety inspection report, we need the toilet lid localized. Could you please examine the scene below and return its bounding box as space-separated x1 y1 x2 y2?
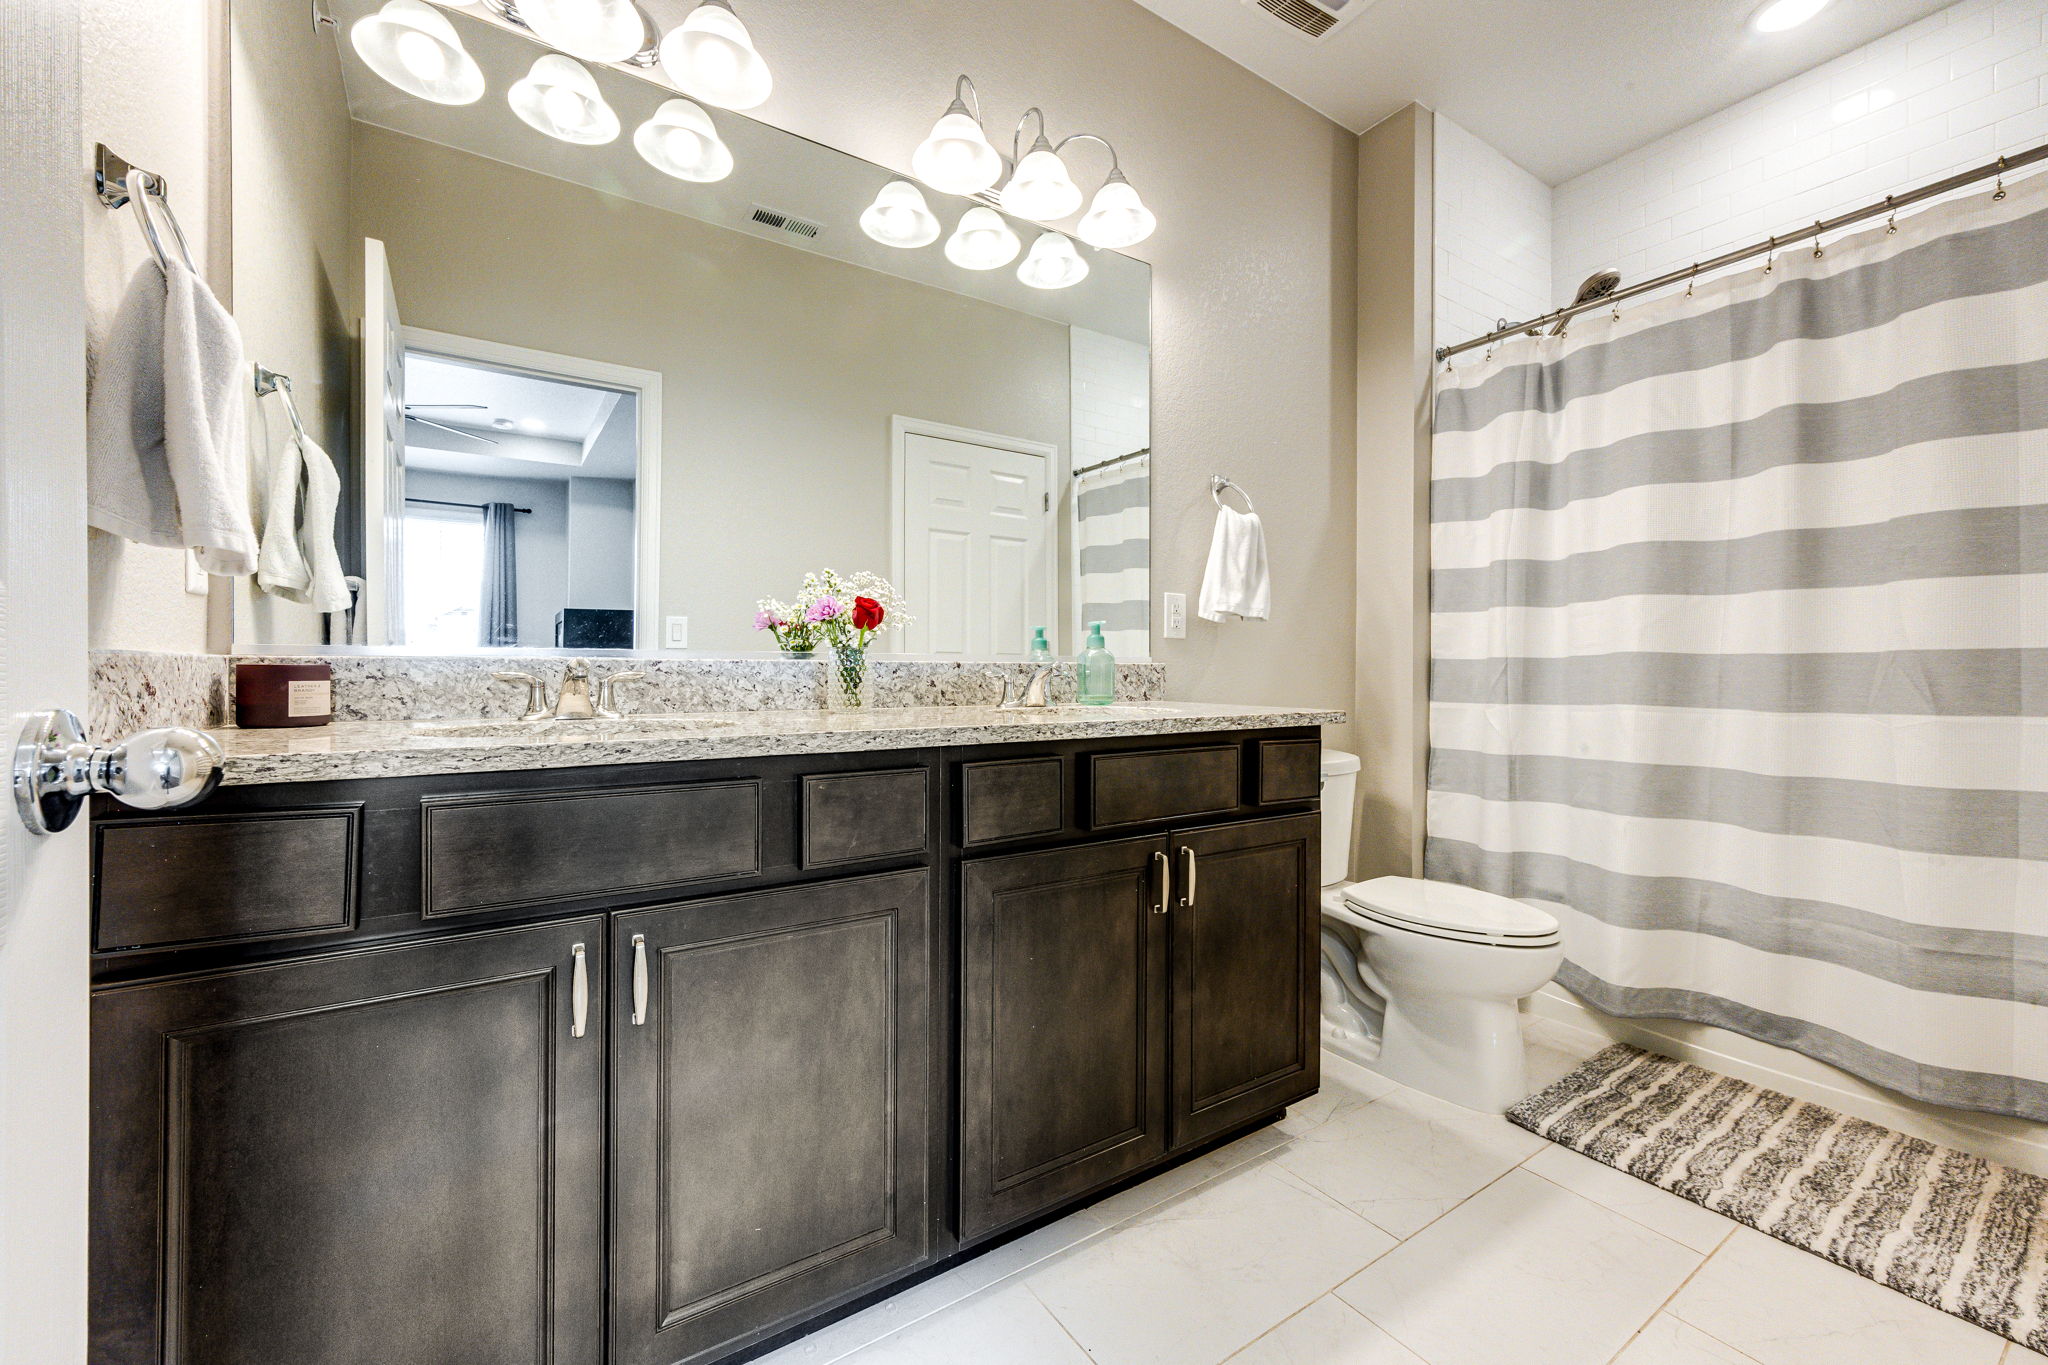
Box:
1341 877 1561 945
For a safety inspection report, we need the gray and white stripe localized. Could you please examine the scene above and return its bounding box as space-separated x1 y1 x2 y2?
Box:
1072 453 1149 658
1427 169 2048 1121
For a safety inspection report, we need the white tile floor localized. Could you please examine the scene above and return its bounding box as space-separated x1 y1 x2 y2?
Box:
758 1020 2048 1365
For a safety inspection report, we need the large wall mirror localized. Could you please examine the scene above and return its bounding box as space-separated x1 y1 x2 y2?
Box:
231 0 1152 659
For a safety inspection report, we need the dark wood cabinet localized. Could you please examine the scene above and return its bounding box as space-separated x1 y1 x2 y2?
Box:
958 837 1171 1241
610 872 934 1365
1169 815 1321 1147
91 918 606 1365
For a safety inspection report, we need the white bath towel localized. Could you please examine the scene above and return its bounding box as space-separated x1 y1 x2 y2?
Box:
87 256 258 575
255 425 353 613
1198 504 1270 622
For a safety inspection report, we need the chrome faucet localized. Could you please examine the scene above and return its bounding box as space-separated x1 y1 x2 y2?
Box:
492 660 645 720
998 665 1059 709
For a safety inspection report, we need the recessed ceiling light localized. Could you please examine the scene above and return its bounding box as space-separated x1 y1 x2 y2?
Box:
517 417 546 434
491 417 516 430
1753 0 1830 33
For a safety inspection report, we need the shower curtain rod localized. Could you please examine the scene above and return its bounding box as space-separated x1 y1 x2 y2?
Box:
1436 136 2048 362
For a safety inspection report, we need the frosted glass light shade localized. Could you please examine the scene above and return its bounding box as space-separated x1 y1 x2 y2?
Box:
860 181 942 249
912 110 1003 196
658 2 773 111
1076 175 1157 249
509 54 620 144
634 98 733 181
1017 231 1089 290
944 207 1022 270
517 0 648 63
1000 144 1082 222
351 0 485 105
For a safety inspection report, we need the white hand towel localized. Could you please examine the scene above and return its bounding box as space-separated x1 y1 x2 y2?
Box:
1197 505 1271 623
87 256 258 575
256 428 353 613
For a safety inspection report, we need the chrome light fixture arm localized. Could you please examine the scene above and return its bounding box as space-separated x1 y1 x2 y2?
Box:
475 0 664 67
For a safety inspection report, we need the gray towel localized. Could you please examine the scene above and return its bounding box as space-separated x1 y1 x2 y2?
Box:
87 256 258 575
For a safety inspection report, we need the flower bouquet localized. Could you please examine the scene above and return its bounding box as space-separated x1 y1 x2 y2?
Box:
755 570 913 709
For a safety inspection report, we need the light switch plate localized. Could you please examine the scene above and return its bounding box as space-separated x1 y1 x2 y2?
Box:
664 615 689 648
1162 592 1187 639
184 550 209 596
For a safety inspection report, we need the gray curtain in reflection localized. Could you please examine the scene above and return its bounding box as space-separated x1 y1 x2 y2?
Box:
480 502 519 647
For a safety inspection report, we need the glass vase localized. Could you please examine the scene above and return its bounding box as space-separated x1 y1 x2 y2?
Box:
825 642 873 711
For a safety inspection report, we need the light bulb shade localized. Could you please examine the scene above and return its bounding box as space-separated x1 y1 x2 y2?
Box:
1076 176 1157 249
944 207 1022 270
517 0 648 63
912 109 1004 196
658 2 773 111
860 180 942 249
634 98 733 181
509 54 620 144
1000 145 1083 222
1017 231 1089 290
351 0 485 105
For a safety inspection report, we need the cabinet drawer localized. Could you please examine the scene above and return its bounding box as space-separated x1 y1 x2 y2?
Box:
960 756 1066 846
802 768 928 867
93 807 360 952
1256 739 1322 804
421 780 762 917
1088 745 1242 829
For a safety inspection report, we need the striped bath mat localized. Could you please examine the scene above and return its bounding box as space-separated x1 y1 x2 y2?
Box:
1508 1044 2048 1351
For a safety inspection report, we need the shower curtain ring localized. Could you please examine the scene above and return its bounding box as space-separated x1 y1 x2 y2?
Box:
1812 221 1825 259
1764 235 1776 275
1885 194 1898 234
1685 264 1698 298
1994 155 2008 201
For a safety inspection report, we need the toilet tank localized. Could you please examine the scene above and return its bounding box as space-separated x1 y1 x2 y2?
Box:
1319 749 1361 886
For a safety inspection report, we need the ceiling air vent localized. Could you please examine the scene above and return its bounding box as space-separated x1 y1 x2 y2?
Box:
1245 0 1374 41
749 205 823 239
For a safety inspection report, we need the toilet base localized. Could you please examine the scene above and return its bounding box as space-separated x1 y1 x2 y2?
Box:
1370 995 1530 1114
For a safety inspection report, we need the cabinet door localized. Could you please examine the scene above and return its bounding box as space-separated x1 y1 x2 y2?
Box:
1169 815 1321 1148
959 836 1170 1241
92 919 606 1365
611 871 932 1365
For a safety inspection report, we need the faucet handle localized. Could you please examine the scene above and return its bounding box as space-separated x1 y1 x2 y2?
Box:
493 671 550 722
594 670 646 720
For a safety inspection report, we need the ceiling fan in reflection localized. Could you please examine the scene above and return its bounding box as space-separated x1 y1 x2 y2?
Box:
402 403 500 445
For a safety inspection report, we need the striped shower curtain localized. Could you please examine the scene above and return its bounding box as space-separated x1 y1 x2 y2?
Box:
1073 453 1150 658
1425 173 2048 1121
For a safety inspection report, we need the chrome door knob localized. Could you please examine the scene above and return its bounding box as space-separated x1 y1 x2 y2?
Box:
13 709 224 835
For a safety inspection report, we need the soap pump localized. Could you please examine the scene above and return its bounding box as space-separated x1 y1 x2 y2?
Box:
1077 620 1116 705
1029 627 1054 664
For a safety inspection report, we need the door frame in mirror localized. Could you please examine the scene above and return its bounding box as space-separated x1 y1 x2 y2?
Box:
397 327 664 653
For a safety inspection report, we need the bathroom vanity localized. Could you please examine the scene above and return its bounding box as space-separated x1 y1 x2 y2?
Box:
87 705 1336 1365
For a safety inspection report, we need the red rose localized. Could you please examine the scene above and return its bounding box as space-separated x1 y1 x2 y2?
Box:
851 596 884 631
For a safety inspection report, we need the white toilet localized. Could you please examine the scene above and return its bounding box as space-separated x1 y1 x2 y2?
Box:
1317 751 1565 1113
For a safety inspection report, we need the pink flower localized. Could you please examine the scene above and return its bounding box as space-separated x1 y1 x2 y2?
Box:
753 610 782 631
805 596 842 624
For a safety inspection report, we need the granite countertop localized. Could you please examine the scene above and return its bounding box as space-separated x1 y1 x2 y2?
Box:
208 702 1348 785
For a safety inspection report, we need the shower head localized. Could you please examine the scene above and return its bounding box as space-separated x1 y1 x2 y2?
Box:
1548 268 1623 335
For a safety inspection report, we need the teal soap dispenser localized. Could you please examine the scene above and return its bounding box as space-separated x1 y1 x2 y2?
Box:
1077 620 1117 705
1029 627 1054 664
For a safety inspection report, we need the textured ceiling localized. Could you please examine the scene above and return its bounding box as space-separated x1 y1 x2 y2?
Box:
1126 0 1956 183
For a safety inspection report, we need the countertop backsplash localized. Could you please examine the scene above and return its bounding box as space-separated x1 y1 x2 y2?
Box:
88 651 1167 731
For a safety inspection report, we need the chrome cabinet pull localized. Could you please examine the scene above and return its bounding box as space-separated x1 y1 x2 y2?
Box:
1152 849 1171 915
570 943 589 1038
631 934 649 1026
1179 845 1198 910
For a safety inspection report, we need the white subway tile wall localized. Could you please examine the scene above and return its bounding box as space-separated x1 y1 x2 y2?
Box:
1552 0 2048 303
1069 327 1151 473
1434 114 1555 352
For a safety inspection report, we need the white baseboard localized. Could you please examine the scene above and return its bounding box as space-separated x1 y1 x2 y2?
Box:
1524 984 2048 1178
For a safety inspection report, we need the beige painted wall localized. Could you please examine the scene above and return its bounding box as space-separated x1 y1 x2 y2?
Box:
1352 107 1434 881
350 125 1070 654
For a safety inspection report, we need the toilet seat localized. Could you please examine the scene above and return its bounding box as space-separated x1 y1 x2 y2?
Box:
1339 876 1561 949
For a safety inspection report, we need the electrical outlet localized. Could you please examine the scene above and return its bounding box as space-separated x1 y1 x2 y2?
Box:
664 615 689 649
1162 592 1187 639
184 550 209 596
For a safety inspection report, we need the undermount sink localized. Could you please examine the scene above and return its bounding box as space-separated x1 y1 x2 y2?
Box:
411 716 740 740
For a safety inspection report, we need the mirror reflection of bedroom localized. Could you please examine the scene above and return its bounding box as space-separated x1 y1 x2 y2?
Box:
396 349 640 651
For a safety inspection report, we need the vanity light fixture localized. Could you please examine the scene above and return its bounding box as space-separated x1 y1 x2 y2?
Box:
998 114 1084 223
912 77 1005 196
1075 166 1156 249
659 0 774 111
944 207 1022 270
1016 230 1089 290
859 180 943 249
509 54 621 144
351 0 486 105
634 98 734 181
514 0 649 64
